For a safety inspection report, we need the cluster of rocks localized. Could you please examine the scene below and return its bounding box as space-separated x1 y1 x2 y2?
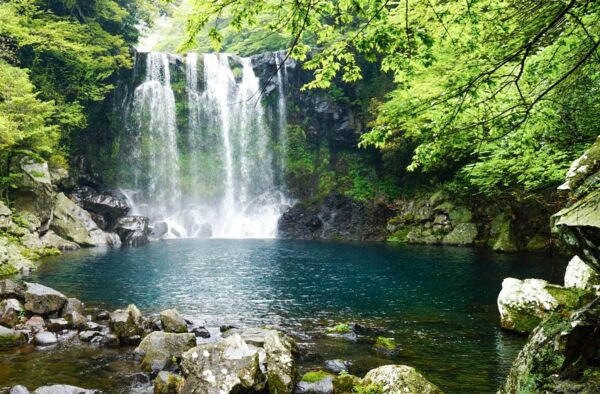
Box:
1 277 443 394
0 154 155 276
497 137 600 392
385 191 552 251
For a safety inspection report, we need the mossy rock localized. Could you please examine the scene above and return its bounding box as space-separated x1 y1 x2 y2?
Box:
326 323 351 334
448 207 473 224
301 370 334 383
442 223 478 246
525 234 549 251
333 374 361 393
490 213 519 252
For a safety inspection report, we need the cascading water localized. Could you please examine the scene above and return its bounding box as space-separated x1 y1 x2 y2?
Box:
121 52 290 239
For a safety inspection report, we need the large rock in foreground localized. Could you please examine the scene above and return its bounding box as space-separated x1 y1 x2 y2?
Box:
361 365 443 394
135 331 196 373
181 333 267 393
497 278 588 334
499 298 600 394
565 255 600 293
23 282 67 315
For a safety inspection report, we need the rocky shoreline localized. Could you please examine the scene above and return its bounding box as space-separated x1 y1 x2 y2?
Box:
0 278 443 394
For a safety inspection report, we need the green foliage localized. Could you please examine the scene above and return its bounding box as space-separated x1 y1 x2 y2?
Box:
352 384 384 394
373 336 398 350
185 0 599 199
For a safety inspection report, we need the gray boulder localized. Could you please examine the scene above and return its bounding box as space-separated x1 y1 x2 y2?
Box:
32 385 97 394
134 331 196 373
109 304 146 344
23 282 67 315
0 325 27 348
40 230 80 251
361 365 443 394
181 333 267 393
61 298 87 328
34 331 58 346
9 385 30 394
81 193 130 222
47 318 69 331
0 279 25 300
295 373 334 394
0 298 24 327
160 308 187 333
442 223 478 246
564 255 600 293
0 200 11 229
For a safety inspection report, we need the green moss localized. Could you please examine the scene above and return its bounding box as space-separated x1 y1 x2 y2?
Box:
352 384 384 394
302 371 332 383
327 323 351 334
0 263 18 277
333 374 361 393
545 285 590 309
373 336 398 350
388 227 411 242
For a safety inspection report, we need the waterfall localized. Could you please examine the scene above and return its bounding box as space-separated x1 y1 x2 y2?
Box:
121 52 290 239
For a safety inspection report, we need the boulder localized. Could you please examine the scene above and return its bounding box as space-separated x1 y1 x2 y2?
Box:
0 237 35 275
565 255 600 293
50 193 96 246
332 374 360 393
265 330 296 394
109 304 146 344
0 325 27 349
324 359 349 374
0 279 25 300
240 327 271 347
160 309 187 333
135 331 196 373
490 213 519 252
442 223 478 246
497 278 588 334
361 365 443 394
9 156 54 230
90 333 119 348
499 298 600 394
372 336 402 357
32 385 97 394
23 282 67 315
25 315 46 332
113 216 150 247
34 331 58 346
40 231 80 251
9 385 30 394
0 298 24 327
79 330 103 342
81 193 130 222
295 372 334 394
61 298 87 328
47 318 69 331
180 333 267 393
154 371 185 394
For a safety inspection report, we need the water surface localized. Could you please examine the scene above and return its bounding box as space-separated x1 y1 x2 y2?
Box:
3 240 567 393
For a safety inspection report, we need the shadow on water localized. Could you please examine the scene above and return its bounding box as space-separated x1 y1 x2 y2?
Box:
1 239 567 393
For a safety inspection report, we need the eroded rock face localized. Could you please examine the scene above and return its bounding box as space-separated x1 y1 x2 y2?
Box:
81 193 130 223
497 278 587 334
361 365 443 394
23 282 67 315
135 331 196 373
181 333 267 394
40 230 80 251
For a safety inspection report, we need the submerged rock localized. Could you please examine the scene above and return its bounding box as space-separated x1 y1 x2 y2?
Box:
181 333 267 393
160 309 187 333
497 278 588 334
362 365 442 393
23 282 67 315
135 331 196 373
